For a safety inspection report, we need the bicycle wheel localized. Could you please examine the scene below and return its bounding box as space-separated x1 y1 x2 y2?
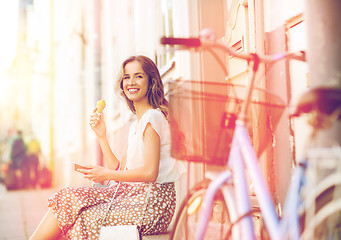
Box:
170 180 268 240
300 174 341 239
170 180 230 240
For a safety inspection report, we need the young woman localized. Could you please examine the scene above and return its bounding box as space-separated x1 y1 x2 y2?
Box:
30 55 185 240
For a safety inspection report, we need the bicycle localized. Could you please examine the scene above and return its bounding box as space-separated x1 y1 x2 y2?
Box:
160 29 341 240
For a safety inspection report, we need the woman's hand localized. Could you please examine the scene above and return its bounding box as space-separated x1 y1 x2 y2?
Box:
89 108 106 138
77 165 112 183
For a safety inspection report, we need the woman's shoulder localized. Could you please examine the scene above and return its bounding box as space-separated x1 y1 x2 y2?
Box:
140 108 166 135
143 108 165 121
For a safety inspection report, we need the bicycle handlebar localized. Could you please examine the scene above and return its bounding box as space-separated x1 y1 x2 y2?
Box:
160 37 201 47
160 33 306 65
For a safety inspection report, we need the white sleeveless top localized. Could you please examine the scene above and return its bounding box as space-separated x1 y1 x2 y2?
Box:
126 108 186 183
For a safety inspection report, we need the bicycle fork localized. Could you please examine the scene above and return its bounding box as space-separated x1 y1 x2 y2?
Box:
236 123 281 240
228 126 257 240
195 124 257 240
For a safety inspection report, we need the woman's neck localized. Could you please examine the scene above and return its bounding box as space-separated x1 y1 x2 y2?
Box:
134 102 153 120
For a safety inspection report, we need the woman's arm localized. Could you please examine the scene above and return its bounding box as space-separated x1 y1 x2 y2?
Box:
97 135 120 170
81 123 160 183
89 110 120 170
119 147 128 170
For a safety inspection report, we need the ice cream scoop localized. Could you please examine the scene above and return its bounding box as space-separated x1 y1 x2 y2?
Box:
96 100 106 113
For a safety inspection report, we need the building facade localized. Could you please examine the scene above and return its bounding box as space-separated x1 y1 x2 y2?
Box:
10 0 312 209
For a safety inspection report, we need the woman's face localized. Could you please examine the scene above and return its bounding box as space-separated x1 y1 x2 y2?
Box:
122 60 149 105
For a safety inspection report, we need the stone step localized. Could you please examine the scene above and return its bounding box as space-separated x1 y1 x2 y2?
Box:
142 233 170 240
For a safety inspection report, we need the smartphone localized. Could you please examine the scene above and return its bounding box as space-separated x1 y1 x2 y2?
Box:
73 162 90 172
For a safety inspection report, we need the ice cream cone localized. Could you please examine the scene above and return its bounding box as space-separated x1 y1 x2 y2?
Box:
96 100 106 113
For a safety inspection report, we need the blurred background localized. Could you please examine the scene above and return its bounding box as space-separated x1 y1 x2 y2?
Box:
1 0 339 212
0 0 179 189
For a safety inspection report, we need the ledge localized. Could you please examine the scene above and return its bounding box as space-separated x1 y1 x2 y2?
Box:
142 233 170 240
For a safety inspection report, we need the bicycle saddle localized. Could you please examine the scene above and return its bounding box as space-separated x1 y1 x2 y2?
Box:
291 87 341 120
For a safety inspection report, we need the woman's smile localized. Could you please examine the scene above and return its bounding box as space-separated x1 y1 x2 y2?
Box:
127 87 140 94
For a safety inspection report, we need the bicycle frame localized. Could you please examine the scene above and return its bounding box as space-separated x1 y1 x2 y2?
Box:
196 119 307 240
232 121 280 239
194 50 306 240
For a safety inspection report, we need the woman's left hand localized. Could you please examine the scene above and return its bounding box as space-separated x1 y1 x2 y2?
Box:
77 165 111 183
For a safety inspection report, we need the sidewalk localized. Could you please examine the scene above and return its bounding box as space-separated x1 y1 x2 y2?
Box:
0 184 168 240
0 184 56 240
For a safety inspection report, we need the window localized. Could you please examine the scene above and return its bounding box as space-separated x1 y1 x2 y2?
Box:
158 0 174 69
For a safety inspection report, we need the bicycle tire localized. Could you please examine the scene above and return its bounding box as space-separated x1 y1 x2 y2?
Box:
300 175 341 239
170 179 230 240
170 179 268 240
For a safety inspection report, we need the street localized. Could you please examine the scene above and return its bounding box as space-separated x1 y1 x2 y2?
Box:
0 184 56 240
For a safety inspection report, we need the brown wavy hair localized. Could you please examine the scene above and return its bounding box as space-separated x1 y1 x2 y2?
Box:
116 55 169 118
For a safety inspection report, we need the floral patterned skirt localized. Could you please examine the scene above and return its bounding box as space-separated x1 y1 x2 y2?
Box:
48 182 176 239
